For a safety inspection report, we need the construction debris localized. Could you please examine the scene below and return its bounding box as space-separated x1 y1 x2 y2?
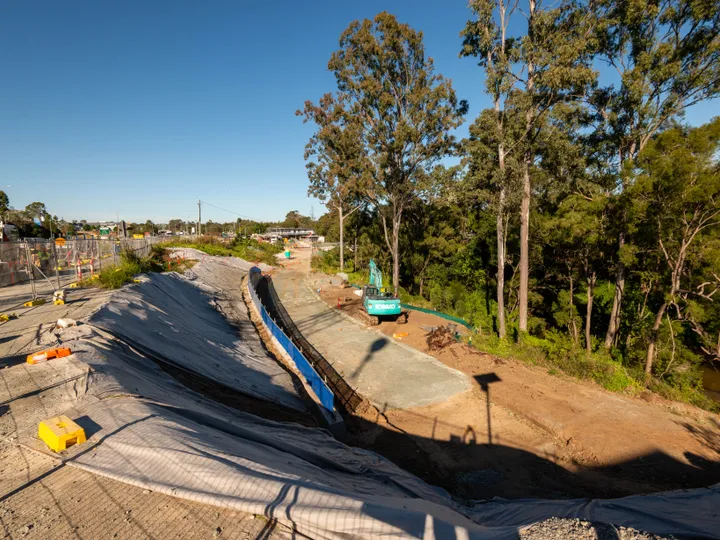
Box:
426 325 459 351
56 318 77 329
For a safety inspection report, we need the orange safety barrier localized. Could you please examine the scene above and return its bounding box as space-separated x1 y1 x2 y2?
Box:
26 348 72 365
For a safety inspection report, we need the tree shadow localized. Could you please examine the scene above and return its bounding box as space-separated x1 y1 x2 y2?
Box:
677 417 720 455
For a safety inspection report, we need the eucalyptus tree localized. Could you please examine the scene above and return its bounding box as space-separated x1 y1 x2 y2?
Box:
325 12 467 293
463 0 596 334
595 0 720 349
461 0 520 338
298 93 366 272
627 119 720 378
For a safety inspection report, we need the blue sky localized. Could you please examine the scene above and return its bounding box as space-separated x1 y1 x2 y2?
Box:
0 1 716 224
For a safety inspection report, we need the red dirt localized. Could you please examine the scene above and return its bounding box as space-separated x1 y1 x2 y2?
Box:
272 249 720 499
309 271 720 499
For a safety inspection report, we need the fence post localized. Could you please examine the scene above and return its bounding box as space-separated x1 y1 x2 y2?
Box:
51 241 61 290
24 243 37 299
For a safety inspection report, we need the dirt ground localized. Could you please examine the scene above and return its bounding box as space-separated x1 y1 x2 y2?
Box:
275 250 720 500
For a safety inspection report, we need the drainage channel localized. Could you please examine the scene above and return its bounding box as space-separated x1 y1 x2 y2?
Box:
252 274 364 415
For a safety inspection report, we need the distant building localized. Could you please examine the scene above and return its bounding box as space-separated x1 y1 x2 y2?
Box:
260 227 318 242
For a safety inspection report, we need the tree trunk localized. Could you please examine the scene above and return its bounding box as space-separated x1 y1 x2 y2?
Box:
391 209 401 295
569 275 579 346
604 232 625 349
518 0 535 334
519 155 531 332
646 302 668 379
354 235 358 271
338 205 344 272
585 271 596 354
496 186 507 339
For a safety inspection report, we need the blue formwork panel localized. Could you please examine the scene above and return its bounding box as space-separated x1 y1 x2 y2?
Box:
247 273 335 413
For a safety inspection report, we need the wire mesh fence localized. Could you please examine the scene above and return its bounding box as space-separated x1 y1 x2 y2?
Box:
0 237 168 313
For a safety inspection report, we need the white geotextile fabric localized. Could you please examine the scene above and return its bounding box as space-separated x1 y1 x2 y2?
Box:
467 487 720 538
86 273 306 411
59 326 499 539
44 272 719 539
168 247 273 272
60 324 720 540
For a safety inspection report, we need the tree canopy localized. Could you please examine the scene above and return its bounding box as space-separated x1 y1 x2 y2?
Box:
302 4 720 411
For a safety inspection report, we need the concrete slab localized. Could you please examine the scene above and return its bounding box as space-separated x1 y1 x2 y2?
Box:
0 286 113 360
272 270 471 409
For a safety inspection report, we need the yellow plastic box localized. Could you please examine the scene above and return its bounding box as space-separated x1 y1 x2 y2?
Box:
38 415 86 452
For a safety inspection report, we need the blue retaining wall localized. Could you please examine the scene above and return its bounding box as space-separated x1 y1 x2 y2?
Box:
247 270 335 413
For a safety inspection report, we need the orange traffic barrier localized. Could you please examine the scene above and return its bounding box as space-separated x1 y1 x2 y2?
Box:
26 348 72 365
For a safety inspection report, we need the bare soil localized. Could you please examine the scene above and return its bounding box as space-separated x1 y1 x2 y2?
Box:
303 268 720 500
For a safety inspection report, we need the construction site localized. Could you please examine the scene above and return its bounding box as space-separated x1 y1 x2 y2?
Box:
0 241 716 539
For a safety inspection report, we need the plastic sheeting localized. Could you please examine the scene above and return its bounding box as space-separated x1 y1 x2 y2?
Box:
43 270 720 540
59 323 720 540
468 487 720 538
58 326 500 539
168 247 273 272
87 273 307 412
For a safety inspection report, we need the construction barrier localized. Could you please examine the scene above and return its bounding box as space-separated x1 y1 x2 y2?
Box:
246 268 336 414
0 237 175 314
399 303 475 331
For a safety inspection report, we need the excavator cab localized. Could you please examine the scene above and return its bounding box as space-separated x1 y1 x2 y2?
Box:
359 261 406 325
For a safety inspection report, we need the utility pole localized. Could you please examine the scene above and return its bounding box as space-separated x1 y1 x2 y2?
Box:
197 200 201 236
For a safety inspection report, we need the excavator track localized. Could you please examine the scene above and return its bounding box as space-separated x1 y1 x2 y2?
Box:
356 309 380 326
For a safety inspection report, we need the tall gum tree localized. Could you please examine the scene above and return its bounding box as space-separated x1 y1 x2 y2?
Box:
463 0 596 334
595 0 720 349
326 12 467 293
298 94 366 272
627 119 720 379
461 0 520 339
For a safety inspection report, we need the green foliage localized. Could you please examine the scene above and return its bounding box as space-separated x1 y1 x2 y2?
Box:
308 11 467 292
161 235 282 266
298 4 720 412
0 190 8 216
92 250 163 289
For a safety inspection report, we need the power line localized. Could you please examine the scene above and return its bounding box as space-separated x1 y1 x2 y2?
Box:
199 200 260 222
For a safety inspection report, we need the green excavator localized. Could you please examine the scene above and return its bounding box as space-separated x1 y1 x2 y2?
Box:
358 259 408 326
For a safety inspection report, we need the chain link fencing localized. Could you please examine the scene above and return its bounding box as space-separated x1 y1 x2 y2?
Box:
0 237 173 313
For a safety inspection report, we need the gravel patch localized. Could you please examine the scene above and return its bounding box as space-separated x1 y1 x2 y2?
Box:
520 518 676 540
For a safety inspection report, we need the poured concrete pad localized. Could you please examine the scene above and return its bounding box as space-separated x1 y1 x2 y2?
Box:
272 271 471 409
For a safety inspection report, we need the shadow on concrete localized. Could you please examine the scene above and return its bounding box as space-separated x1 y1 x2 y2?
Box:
74 415 103 439
0 334 20 345
295 308 343 336
349 338 388 379
0 353 27 369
